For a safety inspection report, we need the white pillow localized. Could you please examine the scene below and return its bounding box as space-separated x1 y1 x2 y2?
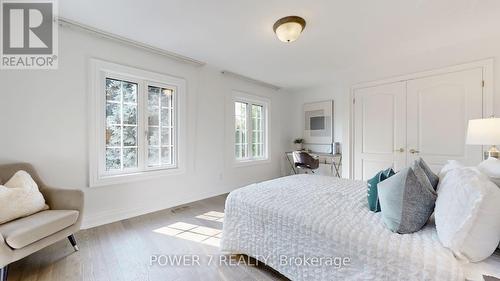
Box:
477 157 500 187
435 167 500 262
438 160 465 179
0 170 47 224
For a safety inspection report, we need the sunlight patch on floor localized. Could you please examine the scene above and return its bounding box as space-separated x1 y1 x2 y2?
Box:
153 211 224 247
196 211 224 222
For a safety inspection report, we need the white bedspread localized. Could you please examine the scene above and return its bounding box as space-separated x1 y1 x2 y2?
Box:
221 175 465 281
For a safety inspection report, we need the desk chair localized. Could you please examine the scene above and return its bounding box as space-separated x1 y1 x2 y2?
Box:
292 151 320 174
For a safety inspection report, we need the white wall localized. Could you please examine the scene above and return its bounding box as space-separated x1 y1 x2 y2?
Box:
288 35 500 178
0 26 291 228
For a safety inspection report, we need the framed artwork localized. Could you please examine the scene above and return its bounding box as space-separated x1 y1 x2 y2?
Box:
303 100 334 148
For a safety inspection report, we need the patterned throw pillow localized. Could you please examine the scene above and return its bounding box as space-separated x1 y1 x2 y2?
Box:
378 162 437 234
367 168 395 212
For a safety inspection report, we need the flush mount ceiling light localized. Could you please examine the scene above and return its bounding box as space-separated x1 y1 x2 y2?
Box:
273 16 306 43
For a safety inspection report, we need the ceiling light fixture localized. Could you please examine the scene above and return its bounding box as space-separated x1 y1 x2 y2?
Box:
273 16 306 43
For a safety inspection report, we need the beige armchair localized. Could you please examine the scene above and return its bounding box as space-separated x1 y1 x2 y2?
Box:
0 163 84 281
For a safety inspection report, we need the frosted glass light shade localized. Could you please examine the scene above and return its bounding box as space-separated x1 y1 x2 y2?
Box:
466 118 500 145
273 16 306 43
275 22 303 42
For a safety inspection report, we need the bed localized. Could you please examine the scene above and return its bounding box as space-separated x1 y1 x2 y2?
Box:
220 174 467 281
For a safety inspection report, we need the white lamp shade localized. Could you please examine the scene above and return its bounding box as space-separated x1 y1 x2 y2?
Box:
466 118 500 145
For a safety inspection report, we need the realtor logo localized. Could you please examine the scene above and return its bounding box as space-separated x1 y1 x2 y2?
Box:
1 0 58 69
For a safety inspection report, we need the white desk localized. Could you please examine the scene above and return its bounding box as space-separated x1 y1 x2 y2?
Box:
285 151 342 177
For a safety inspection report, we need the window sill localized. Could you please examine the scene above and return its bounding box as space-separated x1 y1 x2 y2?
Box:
89 167 185 187
233 158 271 168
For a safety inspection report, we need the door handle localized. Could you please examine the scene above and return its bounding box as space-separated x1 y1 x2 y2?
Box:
394 148 405 153
409 149 420 154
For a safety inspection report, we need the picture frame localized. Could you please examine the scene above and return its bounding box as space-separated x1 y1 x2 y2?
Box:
303 100 334 151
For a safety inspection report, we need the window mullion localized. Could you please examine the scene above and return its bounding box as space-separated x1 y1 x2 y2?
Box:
138 81 146 171
171 89 176 165
145 82 151 169
120 81 124 170
157 87 161 166
247 104 252 159
263 107 266 158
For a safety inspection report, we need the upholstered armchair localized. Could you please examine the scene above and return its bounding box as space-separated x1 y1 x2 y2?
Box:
0 163 84 281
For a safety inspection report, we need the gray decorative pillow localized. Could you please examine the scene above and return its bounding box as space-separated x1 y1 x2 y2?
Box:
378 164 437 234
415 157 439 190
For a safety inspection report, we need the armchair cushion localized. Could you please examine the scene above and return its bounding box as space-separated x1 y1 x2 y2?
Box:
0 210 78 249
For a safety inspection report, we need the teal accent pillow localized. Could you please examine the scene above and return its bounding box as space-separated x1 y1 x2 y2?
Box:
367 168 395 212
378 163 437 234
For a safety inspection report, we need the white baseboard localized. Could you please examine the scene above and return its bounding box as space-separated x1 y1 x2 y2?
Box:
80 188 233 229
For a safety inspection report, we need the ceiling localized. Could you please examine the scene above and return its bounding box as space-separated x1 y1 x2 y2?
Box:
60 0 500 90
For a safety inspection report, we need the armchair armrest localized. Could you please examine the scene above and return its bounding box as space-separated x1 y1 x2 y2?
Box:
41 186 84 230
42 186 84 213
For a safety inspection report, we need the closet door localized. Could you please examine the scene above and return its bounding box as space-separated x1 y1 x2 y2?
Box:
353 82 406 180
406 68 483 172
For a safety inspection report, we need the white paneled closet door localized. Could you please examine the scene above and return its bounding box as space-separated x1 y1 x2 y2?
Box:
406 68 484 172
354 82 406 180
353 67 485 180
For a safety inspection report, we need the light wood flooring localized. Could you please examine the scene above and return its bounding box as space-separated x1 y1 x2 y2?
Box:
7 194 288 281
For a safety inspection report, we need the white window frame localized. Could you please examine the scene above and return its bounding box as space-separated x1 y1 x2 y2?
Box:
89 59 186 187
231 91 271 166
143 81 178 171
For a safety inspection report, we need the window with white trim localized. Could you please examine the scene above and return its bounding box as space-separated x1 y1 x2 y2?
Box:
105 78 140 170
234 96 268 162
146 84 176 168
90 59 186 186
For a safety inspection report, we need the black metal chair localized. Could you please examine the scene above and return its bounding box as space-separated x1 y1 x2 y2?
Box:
292 151 320 174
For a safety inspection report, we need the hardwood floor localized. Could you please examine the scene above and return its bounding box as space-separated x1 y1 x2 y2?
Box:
7 195 288 281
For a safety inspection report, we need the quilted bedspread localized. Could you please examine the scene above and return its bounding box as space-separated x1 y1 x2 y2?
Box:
220 175 465 281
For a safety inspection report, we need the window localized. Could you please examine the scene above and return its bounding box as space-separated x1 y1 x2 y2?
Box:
234 102 248 159
90 59 186 186
146 85 175 168
105 78 139 171
233 94 269 163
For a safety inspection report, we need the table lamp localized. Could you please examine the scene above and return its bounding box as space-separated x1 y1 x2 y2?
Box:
466 117 500 160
